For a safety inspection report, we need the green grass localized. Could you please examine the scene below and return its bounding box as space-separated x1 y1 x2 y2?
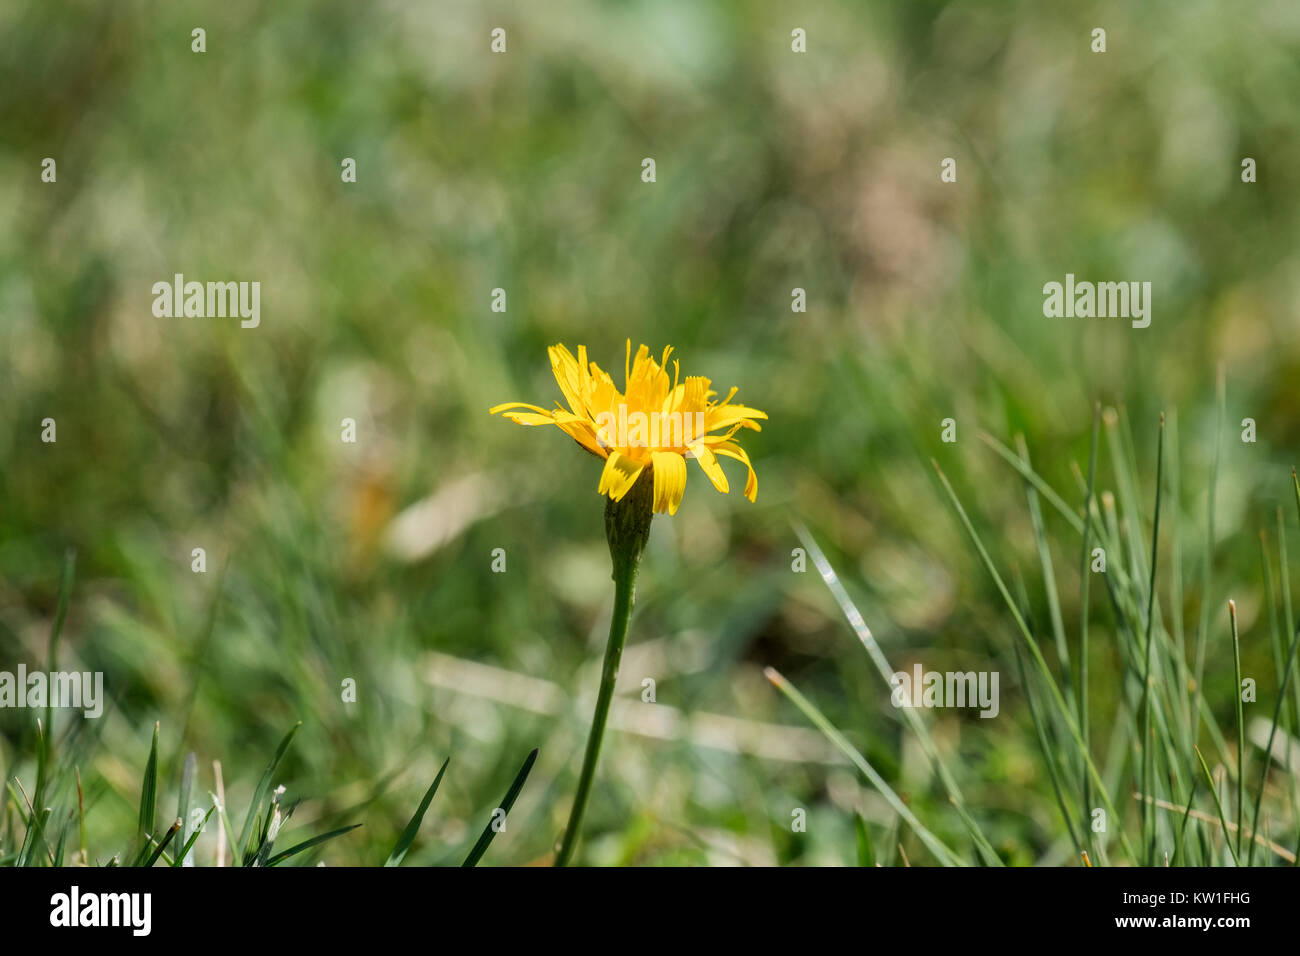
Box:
5 0 1300 867
4 695 538 867
747 390 1300 866
3 556 540 866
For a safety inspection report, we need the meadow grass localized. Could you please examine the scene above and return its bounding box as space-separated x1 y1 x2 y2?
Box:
771 398 1300 866
4 0 1300 868
7 393 1300 866
3 555 539 867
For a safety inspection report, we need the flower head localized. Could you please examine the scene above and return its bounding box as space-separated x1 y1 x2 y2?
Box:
491 342 767 515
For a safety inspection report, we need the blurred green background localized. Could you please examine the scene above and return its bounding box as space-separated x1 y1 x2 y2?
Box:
3 0 1300 865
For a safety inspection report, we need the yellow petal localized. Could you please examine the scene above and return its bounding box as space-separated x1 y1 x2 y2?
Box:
500 412 558 426
489 402 558 426
660 383 685 415
707 403 768 433
712 441 758 502
554 410 608 458
489 401 554 416
577 344 591 400
597 451 645 502
650 450 687 515
680 376 711 413
694 423 746 445
548 345 588 417
688 442 728 493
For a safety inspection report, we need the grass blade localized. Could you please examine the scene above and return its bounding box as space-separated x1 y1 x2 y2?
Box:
854 812 875 866
1013 642 1083 855
1247 468 1300 864
385 756 450 867
1078 403 1101 851
1016 435 1075 721
209 789 237 866
141 818 182 867
37 550 76 814
175 752 196 867
791 522 1002 865
235 721 301 864
1191 367 1225 755
1169 774 1199 867
464 748 538 867
932 459 1137 863
765 667 967 867
265 824 362 867
977 431 1084 535
1228 600 1245 860
75 768 87 866
176 806 215 865
136 722 160 853
1194 747 1240 866
1138 414 1165 864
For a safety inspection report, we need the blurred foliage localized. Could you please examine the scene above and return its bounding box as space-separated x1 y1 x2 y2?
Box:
3 0 1300 864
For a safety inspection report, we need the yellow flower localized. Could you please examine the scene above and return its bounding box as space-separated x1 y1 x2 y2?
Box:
490 342 767 515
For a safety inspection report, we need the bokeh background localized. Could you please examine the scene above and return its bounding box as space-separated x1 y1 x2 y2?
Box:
3 0 1300 865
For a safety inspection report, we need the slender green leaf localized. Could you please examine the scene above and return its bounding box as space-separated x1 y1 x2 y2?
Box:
136 722 160 849
765 667 966 867
235 721 301 864
932 459 1137 863
791 523 1002 866
264 824 362 867
462 748 538 867
386 757 450 867
853 812 875 867
141 819 182 867
1194 747 1239 866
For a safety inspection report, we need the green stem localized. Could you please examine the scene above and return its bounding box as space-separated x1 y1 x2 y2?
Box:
1139 414 1164 864
554 471 653 866
1078 403 1100 855
1229 600 1244 860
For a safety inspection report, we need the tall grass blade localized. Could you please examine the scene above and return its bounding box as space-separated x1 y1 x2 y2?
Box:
265 824 363 866
932 459 1137 862
385 756 450 866
1228 601 1244 859
791 522 1002 865
463 748 538 867
136 722 160 853
1138 415 1165 864
141 819 182 867
765 667 967 867
1194 747 1239 866
1078 403 1101 848
175 752 196 867
1247 468 1300 864
235 721 301 864
854 812 875 866
1192 368 1225 754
